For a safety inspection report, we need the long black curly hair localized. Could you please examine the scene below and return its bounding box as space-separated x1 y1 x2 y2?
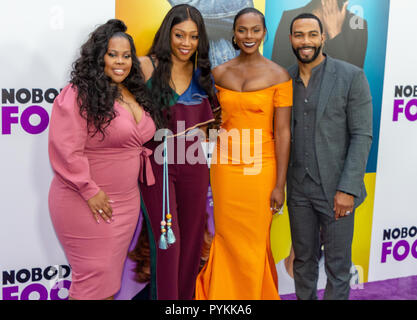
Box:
147 4 216 129
70 19 156 137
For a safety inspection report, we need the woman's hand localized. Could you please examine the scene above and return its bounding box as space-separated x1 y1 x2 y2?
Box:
87 190 114 224
206 107 222 142
270 186 285 215
212 107 222 130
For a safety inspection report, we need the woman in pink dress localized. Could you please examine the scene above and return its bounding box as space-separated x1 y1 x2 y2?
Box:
48 19 157 300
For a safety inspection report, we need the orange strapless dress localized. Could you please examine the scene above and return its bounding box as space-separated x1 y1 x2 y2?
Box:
195 80 293 300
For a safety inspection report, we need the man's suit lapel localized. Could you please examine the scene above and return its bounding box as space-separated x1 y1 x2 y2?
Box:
315 57 336 126
287 64 298 136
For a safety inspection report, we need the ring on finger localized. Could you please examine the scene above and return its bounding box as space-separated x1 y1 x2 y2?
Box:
98 209 104 214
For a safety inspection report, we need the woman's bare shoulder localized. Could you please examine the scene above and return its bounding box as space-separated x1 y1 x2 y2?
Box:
212 58 239 83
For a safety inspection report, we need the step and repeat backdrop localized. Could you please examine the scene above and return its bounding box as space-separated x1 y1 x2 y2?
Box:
0 0 416 300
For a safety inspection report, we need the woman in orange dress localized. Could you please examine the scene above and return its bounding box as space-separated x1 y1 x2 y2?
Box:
195 8 292 299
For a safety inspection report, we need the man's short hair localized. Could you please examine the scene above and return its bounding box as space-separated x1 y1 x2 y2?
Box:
290 13 324 34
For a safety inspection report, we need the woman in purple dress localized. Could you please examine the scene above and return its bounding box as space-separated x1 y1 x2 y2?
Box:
129 4 219 300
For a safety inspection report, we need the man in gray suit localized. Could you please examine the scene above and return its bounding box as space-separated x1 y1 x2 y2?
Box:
286 13 372 300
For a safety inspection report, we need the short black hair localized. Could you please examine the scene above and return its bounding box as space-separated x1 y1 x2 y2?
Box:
232 7 266 50
290 13 323 34
233 7 266 30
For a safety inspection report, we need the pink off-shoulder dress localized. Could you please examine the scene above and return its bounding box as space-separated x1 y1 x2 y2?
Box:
48 84 156 300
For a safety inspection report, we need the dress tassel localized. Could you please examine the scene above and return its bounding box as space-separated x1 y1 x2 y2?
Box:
167 226 176 244
159 132 175 250
159 233 168 250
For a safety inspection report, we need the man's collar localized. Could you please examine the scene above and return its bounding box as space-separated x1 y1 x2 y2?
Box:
295 53 327 80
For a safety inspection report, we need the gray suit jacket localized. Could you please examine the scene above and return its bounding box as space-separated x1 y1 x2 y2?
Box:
287 55 373 211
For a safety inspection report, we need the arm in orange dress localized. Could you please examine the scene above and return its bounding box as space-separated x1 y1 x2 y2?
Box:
48 84 100 201
270 80 293 211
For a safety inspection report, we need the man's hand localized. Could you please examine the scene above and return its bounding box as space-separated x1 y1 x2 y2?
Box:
333 190 354 220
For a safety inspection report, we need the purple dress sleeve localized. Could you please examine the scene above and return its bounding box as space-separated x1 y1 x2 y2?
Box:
48 84 100 201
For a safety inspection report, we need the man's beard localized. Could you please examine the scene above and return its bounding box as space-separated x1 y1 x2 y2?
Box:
292 44 322 64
